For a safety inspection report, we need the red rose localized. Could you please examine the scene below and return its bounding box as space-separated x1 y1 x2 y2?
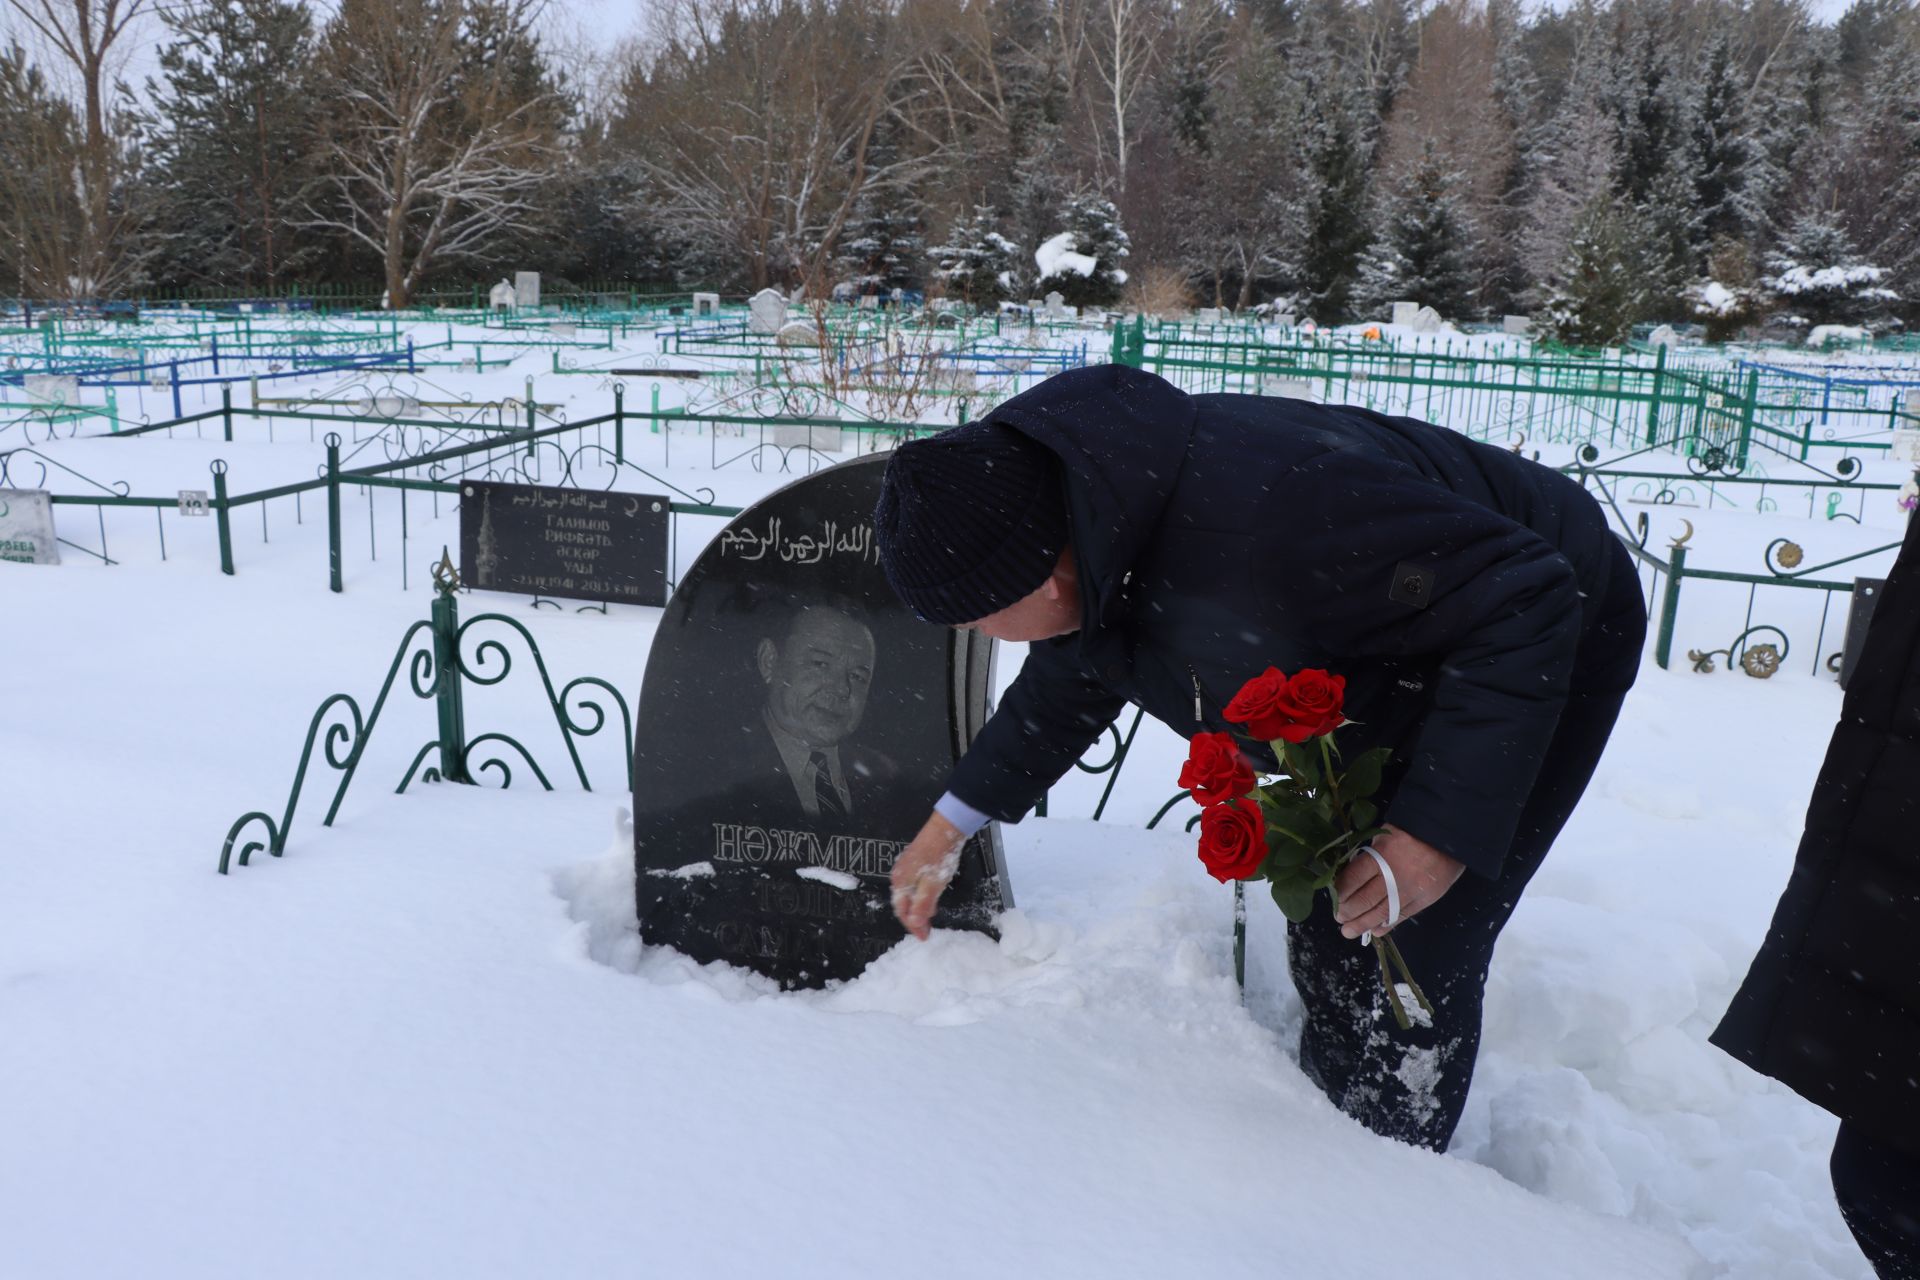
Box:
1178 732 1257 807
1224 666 1346 744
1197 796 1267 883
1270 668 1346 742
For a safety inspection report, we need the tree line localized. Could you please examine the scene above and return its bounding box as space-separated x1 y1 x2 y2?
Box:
1 0 1916 342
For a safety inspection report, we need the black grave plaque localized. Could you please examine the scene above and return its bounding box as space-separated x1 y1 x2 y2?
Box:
459 480 669 606
631 455 1011 987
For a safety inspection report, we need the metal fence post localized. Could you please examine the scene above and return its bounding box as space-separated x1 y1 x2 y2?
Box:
430 570 471 784
613 383 625 464
171 362 183 418
1655 544 1688 670
325 433 343 593
1644 343 1667 445
221 385 233 442
1741 368 1761 468
211 459 235 575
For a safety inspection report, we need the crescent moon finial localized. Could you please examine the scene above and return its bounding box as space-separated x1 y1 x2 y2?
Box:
1670 519 1695 550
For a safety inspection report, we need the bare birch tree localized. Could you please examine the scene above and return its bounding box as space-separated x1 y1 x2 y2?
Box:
1087 0 1156 189
615 0 932 292
304 0 563 307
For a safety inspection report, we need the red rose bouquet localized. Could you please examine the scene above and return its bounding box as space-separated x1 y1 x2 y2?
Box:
1181 666 1433 1030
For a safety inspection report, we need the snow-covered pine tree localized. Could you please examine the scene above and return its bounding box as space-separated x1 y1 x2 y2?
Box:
1539 197 1651 347
1453 0 1532 317
1636 160 1705 318
145 0 321 291
1687 237 1764 343
1833 36 1920 324
1008 122 1072 297
931 206 1018 310
1035 191 1130 308
1354 139 1477 317
836 186 926 298
1761 212 1898 327
1286 12 1374 322
1690 32 1760 248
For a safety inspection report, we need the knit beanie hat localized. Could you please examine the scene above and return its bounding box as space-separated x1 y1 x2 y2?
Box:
873 420 1068 625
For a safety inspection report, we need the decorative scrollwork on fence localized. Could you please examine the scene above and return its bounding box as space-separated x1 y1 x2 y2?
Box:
1686 444 1741 477
1688 626 1791 678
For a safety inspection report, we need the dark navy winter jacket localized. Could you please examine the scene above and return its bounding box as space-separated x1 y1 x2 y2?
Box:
946 364 1628 880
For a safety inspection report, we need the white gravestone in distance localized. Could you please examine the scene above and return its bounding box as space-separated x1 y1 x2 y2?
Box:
0 489 60 565
776 320 820 347
1892 429 1920 464
1503 315 1532 336
1411 305 1444 334
23 374 78 405
488 280 517 310
1196 307 1222 325
771 423 845 451
1649 325 1680 347
1043 291 1065 318
514 271 540 308
1391 301 1419 327
692 292 720 317
749 288 788 335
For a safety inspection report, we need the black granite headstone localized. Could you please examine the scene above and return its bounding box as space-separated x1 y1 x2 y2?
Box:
631 455 1011 987
1839 577 1887 689
459 479 669 606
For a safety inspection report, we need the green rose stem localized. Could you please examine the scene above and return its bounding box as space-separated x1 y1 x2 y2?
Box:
1306 731 1435 1033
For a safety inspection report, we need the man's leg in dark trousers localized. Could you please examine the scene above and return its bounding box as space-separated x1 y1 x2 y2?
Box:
1832 1122 1920 1279
1287 677 1632 1151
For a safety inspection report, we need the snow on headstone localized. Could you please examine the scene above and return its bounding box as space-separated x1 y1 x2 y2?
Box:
514 271 540 308
1044 291 1066 318
488 279 517 310
1649 325 1680 347
858 294 879 310
23 374 77 406
749 288 788 335
1276 314 1298 328
692 292 720 317
1411 305 1444 334
1503 315 1532 336
1259 375 1316 401
1391 301 1419 327
775 320 819 347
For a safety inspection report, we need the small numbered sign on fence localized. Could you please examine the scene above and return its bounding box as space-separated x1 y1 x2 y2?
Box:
1893 429 1920 463
178 490 210 517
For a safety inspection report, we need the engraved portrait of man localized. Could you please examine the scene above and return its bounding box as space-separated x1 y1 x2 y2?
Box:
754 598 894 821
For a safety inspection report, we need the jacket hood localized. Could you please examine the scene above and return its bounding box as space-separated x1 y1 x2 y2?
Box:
981 364 1196 628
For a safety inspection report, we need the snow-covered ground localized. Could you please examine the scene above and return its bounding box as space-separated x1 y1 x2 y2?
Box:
3 313 1908 1278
